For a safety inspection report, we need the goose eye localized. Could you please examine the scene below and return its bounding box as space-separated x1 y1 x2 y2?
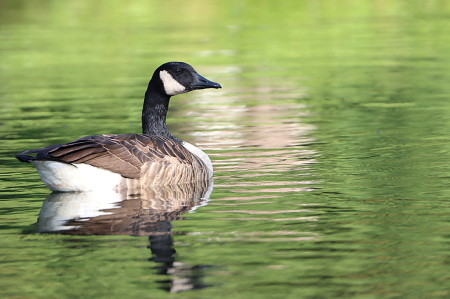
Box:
174 68 182 75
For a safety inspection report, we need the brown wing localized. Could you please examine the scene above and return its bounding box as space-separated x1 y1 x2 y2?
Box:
15 134 202 180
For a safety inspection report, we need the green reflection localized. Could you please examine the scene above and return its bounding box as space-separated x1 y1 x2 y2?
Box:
2 1 450 298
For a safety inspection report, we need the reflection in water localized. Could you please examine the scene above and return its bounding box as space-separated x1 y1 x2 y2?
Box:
178 82 317 196
187 82 312 149
37 180 213 293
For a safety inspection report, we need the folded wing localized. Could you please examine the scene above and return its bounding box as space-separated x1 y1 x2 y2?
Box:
16 134 207 182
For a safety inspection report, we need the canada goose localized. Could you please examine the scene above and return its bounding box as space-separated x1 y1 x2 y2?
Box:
16 62 221 192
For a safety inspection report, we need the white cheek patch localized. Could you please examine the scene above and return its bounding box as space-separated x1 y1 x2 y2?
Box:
159 70 186 96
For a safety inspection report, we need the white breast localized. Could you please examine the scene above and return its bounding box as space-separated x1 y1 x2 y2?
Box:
32 160 122 192
181 141 213 178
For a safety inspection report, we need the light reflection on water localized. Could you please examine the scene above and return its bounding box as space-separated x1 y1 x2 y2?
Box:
187 85 313 150
181 72 317 194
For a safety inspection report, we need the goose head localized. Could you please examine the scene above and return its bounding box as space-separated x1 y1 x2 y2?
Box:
154 62 221 96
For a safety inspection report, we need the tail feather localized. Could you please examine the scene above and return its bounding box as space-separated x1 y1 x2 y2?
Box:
15 152 76 166
15 154 34 163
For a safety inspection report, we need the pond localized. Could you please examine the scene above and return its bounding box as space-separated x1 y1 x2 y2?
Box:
1 1 450 298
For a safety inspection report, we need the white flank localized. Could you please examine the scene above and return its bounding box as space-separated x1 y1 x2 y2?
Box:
32 161 122 192
182 141 213 178
159 70 186 95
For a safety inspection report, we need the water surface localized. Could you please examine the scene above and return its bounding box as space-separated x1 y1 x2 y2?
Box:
1 1 450 298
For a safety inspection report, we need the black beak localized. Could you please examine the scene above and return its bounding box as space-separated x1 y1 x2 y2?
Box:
190 73 222 90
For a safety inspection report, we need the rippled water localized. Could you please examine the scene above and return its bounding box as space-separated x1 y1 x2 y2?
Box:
2 1 450 298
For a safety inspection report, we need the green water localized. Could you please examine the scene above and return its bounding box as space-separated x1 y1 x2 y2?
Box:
2 0 450 298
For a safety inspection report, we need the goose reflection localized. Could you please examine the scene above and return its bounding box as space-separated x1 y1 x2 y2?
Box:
37 179 213 293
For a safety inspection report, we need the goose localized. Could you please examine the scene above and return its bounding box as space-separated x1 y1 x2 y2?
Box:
16 62 221 192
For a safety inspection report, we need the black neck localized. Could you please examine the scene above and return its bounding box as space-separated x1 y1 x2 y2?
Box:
142 78 181 143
